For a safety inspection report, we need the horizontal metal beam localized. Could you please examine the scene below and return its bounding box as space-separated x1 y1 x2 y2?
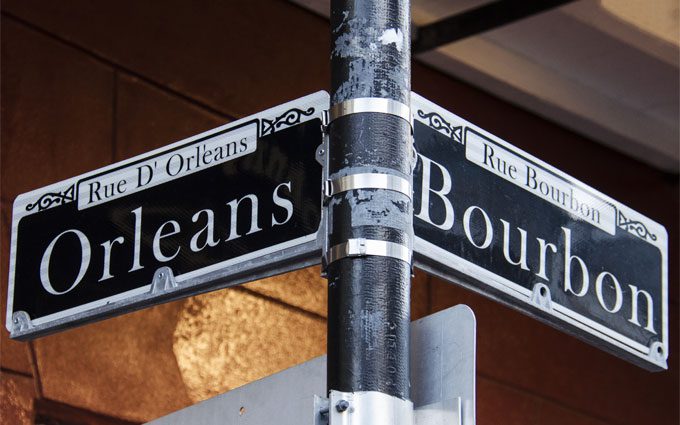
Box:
412 0 575 54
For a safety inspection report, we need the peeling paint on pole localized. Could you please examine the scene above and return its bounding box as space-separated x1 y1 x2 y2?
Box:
328 0 413 404
331 12 410 105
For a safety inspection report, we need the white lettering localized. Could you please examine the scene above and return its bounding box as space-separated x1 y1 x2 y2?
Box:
99 236 124 282
595 271 623 313
535 237 557 281
153 220 181 262
501 219 529 270
628 284 656 333
272 182 294 226
226 194 262 241
190 210 219 252
463 206 493 249
562 227 589 297
40 229 91 295
129 207 144 272
415 154 454 230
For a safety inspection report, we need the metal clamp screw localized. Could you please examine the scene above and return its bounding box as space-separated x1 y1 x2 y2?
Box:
335 400 349 413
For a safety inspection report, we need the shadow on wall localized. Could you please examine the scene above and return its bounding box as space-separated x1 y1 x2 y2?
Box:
172 267 327 402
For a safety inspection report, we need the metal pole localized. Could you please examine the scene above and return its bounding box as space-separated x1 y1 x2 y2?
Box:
326 0 413 422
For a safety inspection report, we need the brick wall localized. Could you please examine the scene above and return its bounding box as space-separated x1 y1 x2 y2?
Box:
1 2 677 424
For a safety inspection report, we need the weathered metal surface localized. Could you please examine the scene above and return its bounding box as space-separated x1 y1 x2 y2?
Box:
327 0 413 402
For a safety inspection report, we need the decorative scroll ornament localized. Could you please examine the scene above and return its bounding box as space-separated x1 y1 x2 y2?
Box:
417 110 463 144
26 184 76 212
260 107 315 136
618 210 657 242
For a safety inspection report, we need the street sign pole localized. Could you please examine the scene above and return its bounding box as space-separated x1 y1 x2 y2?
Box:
327 0 414 422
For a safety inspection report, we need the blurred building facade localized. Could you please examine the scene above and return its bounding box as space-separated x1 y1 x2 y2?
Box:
1 1 678 424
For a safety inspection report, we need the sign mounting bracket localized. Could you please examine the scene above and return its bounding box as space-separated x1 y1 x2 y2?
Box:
150 267 179 294
328 97 413 131
323 173 412 200
324 238 411 268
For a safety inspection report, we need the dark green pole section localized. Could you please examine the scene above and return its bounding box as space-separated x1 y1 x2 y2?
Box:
327 0 412 399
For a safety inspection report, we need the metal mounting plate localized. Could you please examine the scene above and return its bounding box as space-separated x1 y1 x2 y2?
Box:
328 390 414 425
146 305 476 425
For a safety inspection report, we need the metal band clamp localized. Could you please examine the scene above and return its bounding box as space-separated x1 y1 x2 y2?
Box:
324 173 411 199
329 97 412 129
325 238 411 267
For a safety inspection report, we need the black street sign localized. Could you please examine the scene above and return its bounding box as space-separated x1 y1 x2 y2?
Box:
6 92 327 340
411 93 668 370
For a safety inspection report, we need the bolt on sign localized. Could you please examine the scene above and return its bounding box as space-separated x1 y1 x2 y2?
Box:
410 92 668 370
6 92 328 339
